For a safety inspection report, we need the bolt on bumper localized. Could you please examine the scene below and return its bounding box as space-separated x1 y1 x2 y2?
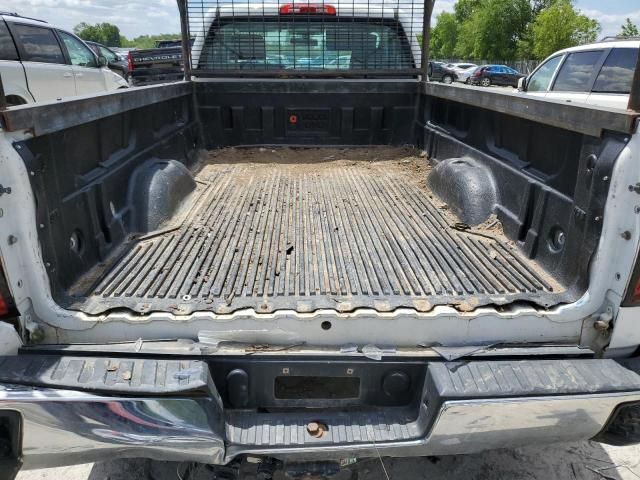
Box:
1 356 640 470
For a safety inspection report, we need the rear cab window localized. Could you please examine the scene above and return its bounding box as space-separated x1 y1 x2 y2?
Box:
0 21 19 61
592 48 638 94
197 17 415 72
552 50 605 92
10 23 66 64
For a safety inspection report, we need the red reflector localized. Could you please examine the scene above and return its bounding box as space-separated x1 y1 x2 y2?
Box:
633 277 640 302
279 3 336 15
0 294 7 316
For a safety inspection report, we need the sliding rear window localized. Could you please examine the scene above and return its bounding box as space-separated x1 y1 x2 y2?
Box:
196 17 415 73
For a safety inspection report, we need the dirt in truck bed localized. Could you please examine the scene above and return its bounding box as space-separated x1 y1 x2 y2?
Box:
68 147 567 315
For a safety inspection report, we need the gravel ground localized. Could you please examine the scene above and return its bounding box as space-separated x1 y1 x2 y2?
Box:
16 441 640 480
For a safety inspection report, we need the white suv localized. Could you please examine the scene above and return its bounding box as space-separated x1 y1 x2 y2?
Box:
446 62 478 83
518 39 639 109
0 12 127 106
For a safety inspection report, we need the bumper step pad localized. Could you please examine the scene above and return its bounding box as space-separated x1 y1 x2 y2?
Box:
0 355 212 395
224 359 640 452
427 359 640 400
226 407 426 448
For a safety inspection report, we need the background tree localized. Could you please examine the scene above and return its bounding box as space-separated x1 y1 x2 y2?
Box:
73 22 99 42
620 18 639 38
120 34 184 49
530 0 600 59
74 24 182 49
530 0 556 15
453 0 482 23
430 12 459 58
429 0 602 62
454 0 532 60
74 22 122 47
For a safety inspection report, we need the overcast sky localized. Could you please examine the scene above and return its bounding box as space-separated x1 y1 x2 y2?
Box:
0 0 638 38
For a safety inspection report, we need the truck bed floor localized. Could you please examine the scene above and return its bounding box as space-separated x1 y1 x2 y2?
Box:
70 148 567 315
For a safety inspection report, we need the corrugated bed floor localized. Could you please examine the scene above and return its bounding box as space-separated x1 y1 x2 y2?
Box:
73 148 566 315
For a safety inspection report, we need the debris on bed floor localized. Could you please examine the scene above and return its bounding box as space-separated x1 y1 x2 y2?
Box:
68 147 567 315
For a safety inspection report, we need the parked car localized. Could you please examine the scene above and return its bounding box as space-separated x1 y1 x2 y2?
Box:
446 62 478 83
428 61 458 83
0 12 127 106
469 64 525 87
110 47 134 61
518 39 640 109
155 38 194 49
85 41 128 78
127 39 193 86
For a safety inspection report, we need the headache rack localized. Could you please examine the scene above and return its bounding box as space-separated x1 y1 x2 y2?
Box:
179 0 433 78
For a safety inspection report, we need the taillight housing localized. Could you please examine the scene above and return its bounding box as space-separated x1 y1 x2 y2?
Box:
472 69 482 77
633 280 640 303
0 295 7 317
623 258 640 306
279 3 336 14
0 265 15 318
127 52 133 73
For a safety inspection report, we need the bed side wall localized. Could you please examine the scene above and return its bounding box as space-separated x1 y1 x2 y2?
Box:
13 92 200 300
419 93 627 296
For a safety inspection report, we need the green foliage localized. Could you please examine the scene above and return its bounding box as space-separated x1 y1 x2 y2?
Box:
453 0 482 23
516 24 534 59
530 0 555 15
530 0 600 59
620 18 640 38
74 23 181 49
431 0 600 61
454 0 532 60
120 33 183 49
430 12 458 58
73 22 121 47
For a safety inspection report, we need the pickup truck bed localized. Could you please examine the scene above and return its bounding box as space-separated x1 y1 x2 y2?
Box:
1 71 640 477
69 146 563 315
2 79 632 337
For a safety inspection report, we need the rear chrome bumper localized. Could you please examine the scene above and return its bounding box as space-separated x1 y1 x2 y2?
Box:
0 385 225 469
1 357 640 469
228 392 640 461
